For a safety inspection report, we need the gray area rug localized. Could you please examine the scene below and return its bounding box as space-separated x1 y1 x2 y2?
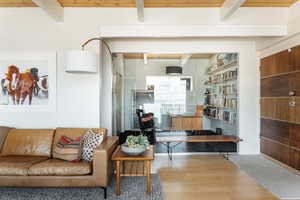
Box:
0 174 163 200
230 155 300 199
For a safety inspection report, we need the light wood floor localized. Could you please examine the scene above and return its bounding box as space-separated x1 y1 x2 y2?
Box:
152 154 280 200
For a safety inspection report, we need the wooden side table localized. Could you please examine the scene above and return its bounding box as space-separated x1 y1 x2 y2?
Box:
112 145 154 196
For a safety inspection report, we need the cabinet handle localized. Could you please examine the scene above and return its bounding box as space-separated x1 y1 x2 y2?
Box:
289 90 296 96
289 101 296 107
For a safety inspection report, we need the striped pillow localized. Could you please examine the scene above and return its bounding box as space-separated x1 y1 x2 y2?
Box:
53 136 82 162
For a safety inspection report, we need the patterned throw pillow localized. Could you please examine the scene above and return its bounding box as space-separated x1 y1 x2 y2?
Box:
81 130 104 162
53 136 81 162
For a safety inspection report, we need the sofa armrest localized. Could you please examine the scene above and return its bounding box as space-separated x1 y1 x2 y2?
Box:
92 136 119 187
0 126 12 154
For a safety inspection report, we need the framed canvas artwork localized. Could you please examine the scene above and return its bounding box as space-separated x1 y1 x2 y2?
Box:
0 52 56 112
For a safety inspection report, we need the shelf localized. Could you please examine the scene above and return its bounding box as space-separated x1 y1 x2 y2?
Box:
206 60 238 75
204 115 236 125
205 94 238 97
135 90 154 93
204 77 237 86
204 105 237 111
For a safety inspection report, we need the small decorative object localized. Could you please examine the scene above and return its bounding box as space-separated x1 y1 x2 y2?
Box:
216 128 223 135
121 135 149 156
147 85 154 90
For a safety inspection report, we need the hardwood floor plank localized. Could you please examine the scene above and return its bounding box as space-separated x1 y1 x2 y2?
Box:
153 155 279 200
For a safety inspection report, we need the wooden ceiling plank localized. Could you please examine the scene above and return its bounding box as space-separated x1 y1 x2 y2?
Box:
242 0 297 7
0 0 297 7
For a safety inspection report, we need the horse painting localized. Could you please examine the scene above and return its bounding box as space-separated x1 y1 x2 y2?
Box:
6 65 35 105
38 75 48 97
30 67 40 96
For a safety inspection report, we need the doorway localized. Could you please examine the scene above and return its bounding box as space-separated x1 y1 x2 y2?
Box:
112 53 239 153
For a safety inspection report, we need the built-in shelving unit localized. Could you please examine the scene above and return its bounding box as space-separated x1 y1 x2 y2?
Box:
204 54 239 134
206 60 238 75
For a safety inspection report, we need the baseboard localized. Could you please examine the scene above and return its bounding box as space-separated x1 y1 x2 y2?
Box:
261 153 300 176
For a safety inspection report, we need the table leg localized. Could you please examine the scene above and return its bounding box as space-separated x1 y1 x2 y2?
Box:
116 160 121 196
146 160 151 194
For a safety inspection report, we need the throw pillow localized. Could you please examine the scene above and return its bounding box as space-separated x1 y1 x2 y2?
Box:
53 136 82 162
81 129 104 162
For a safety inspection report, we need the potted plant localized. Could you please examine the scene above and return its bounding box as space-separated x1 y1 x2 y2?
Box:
121 135 150 156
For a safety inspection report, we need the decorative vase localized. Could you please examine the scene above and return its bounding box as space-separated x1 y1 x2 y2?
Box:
121 144 147 156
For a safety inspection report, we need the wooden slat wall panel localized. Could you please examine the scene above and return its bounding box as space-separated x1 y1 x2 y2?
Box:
260 50 293 78
260 97 294 122
290 45 300 70
289 148 300 170
261 74 292 97
260 55 275 77
290 124 300 149
260 43 300 171
292 98 300 124
261 72 300 97
261 138 290 165
261 118 290 145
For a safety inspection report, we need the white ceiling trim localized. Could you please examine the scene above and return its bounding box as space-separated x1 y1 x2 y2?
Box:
99 25 287 38
32 0 63 22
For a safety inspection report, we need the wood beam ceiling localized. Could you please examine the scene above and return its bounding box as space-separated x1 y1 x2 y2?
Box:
0 0 298 7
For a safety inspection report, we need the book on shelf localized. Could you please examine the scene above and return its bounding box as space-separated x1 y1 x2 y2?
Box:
204 68 238 85
204 107 237 124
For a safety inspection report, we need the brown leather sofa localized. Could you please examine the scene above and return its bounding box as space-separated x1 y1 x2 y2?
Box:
0 126 118 199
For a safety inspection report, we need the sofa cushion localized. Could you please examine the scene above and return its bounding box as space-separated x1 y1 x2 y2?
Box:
1 129 55 157
0 126 12 153
81 130 104 162
53 128 107 155
0 156 48 176
53 136 81 162
28 159 92 176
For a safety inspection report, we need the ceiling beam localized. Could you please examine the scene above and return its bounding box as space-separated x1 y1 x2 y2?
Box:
143 53 148 64
32 0 63 22
136 0 144 22
181 54 192 66
220 0 246 20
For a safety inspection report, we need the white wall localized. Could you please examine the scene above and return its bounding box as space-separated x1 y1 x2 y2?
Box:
0 7 263 153
257 1 300 57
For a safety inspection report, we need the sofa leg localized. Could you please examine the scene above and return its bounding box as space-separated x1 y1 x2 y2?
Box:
102 187 107 199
